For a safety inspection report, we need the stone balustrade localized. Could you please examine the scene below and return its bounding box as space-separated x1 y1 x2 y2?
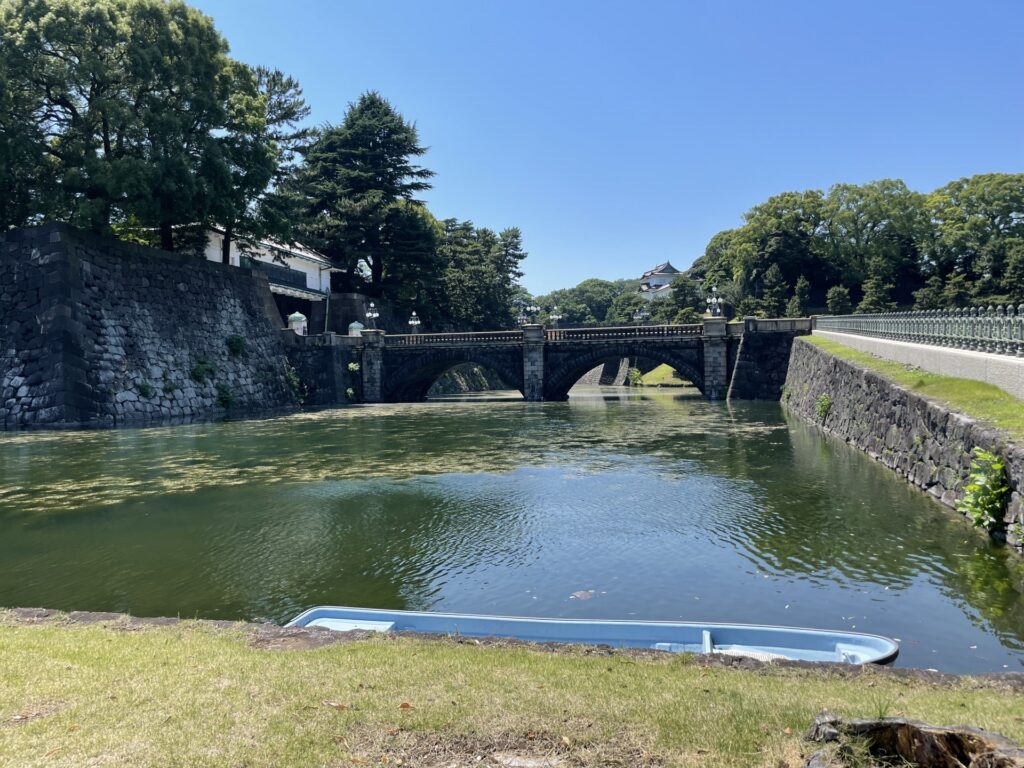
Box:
386 330 525 346
816 306 1024 357
545 323 703 342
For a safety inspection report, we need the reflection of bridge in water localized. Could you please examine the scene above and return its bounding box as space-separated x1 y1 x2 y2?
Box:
352 318 811 403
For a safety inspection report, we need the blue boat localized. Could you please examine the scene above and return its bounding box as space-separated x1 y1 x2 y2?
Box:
286 606 899 665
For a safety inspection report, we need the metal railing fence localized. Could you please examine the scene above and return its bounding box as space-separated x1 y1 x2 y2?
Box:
815 306 1024 357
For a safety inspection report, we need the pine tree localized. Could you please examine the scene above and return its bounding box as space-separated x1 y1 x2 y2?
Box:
785 275 810 317
1003 240 1024 304
825 285 852 315
912 275 945 310
760 264 789 317
292 91 434 293
856 258 897 313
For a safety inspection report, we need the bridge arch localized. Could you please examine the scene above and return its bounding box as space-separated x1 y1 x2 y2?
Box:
543 341 705 400
381 346 525 402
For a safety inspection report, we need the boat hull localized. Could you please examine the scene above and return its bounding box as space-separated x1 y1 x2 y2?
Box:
286 606 899 665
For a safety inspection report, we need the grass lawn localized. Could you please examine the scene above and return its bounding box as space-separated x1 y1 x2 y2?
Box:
1 617 1022 767
640 364 691 388
805 336 1024 440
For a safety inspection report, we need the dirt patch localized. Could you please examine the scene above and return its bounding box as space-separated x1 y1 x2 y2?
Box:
2 700 66 728
248 623 362 651
338 726 663 768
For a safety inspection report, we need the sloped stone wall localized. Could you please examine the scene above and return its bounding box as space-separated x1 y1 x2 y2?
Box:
728 330 803 399
1 224 296 428
783 338 1024 553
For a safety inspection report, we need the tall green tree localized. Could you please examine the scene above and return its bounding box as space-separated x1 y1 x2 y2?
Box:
1003 240 1024 304
293 91 434 293
856 257 897 313
825 285 852 315
0 0 249 250
430 219 526 330
217 66 312 262
927 174 1024 292
760 263 788 317
785 275 810 317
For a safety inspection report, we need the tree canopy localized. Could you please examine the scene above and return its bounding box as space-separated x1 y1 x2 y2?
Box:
686 174 1024 315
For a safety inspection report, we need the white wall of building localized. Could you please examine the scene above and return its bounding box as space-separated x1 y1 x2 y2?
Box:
204 231 331 294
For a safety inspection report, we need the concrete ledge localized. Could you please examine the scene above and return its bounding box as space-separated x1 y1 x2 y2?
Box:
813 330 1024 400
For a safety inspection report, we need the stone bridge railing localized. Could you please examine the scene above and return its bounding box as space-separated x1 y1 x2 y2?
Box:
545 323 703 341
816 306 1024 357
385 330 524 346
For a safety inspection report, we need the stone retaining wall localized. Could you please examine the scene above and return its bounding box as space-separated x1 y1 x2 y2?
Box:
728 329 803 400
1 224 296 427
783 338 1024 553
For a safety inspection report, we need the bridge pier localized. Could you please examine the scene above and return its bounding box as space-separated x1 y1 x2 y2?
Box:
360 329 385 403
701 317 729 400
522 324 545 401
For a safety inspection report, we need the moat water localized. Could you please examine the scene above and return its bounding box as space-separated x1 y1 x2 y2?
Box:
1 388 1022 673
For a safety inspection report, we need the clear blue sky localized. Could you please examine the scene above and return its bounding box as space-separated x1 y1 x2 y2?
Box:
192 0 1023 295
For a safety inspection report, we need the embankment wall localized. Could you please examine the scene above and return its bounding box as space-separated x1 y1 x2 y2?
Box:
783 338 1024 553
1 223 296 427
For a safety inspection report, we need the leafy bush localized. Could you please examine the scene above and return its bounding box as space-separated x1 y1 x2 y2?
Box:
345 387 356 401
191 359 216 383
626 367 643 386
214 383 234 410
283 360 306 405
225 335 248 358
347 361 361 372
957 449 1010 532
814 393 833 421
162 378 176 395
137 382 155 398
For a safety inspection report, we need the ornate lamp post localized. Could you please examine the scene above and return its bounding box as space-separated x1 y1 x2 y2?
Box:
527 304 540 320
366 301 380 329
633 306 650 326
705 287 723 318
408 311 421 334
549 305 563 328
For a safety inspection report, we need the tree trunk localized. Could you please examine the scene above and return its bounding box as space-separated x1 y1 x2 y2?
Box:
160 221 173 251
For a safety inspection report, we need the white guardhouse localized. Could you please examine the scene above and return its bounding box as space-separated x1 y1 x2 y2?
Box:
205 228 342 328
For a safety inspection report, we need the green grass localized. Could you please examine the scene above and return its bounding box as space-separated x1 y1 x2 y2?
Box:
806 336 1024 439
640 364 692 387
1 618 1022 767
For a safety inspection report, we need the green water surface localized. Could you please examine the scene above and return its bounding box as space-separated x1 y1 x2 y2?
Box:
1 389 1022 673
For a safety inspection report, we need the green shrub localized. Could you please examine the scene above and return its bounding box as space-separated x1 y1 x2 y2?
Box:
137 382 155 398
626 367 643 387
283 360 306 405
214 383 234 410
225 335 248 358
347 361 361 373
162 379 176 395
191 359 216 383
814 393 833 422
345 387 356 401
780 384 791 402
957 449 1010 532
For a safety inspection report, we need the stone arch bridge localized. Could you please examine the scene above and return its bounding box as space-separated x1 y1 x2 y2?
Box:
349 318 811 403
